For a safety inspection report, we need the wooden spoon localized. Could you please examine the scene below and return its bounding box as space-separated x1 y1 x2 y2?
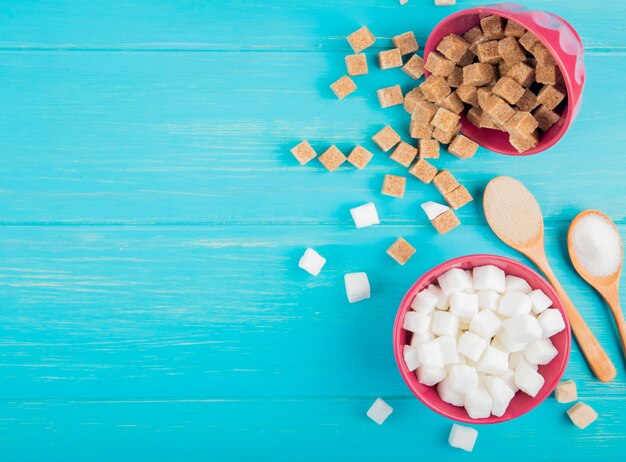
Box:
483 176 616 382
568 210 626 361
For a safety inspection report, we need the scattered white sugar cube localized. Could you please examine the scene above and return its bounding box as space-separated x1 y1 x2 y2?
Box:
410 331 434 348
458 331 488 362
498 291 532 317
449 292 479 320
472 265 506 292
476 346 509 375
403 345 421 371
436 335 460 365
524 338 558 365
403 311 431 334
436 0 457 6
499 368 519 392
298 248 326 276
502 314 542 343
411 288 438 313
505 275 533 294
529 289 552 314
366 398 393 425
428 284 450 310
483 375 515 417
567 402 597 429
421 201 449 220
537 308 566 338
344 272 370 303
448 364 479 393
465 386 493 419
448 424 478 452
509 351 537 371
417 339 445 368
515 363 545 397
350 202 380 228
555 379 577 403
496 329 527 353
417 364 447 385
477 290 502 312
438 377 465 406
437 268 473 295
469 309 502 339
431 311 460 337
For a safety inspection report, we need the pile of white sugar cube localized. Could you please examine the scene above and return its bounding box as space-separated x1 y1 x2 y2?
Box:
403 265 566 419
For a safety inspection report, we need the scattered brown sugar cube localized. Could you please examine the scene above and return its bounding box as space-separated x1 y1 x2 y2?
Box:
467 106 482 126
409 158 437 183
347 145 374 169
446 66 464 87
498 36 526 65
463 26 485 48
432 124 460 144
440 92 464 114
456 84 479 106
555 380 577 404
386 237 416 265
382 174 407 198
504 111 539 135
346 26 376 53
402 54 425 79
482 94 515 124
444 185 473 209
457 49 476 67
492 76 525 104
418 139 440 159
379 48 403 70
536 85 565 110
519 31 539 52
290 140 317 165
377 85 404 108
390 141 417 167
448 134 479 159
393 31 419 55
404 87 425 114
409 120 434 139
433 170 459 194
476 40 501 64
420 75 452 103
437 34 470 62
372 125 401 151
516 88 539 112
532 42 556 66
431 209 460 234
412 100 440 125
318 145 347 171
535 63 558 85
330 75 357 99
507 61 535 87
504 20 526 38
345 53 368 76
567 402 598 430
481 15 505 40
432 107 461 131
509 130 539 153
425 51 456 77
533 105 561 131
463 63 495 86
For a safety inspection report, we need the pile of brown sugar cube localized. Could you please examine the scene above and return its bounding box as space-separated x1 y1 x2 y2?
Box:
421 14 566 153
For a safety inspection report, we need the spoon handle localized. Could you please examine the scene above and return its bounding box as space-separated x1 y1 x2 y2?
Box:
599 284 626 361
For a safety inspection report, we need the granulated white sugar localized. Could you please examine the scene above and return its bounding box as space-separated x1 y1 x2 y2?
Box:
571 213 622 277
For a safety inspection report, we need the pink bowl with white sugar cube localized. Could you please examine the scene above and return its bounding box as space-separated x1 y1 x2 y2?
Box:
392 254 571 424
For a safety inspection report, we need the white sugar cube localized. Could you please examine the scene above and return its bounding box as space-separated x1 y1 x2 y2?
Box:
366 398 393 425
498 291 532 317
505 275 533 294
448 424 478 452
476 346 509 375
417 364 447 385
524 338 558 365
411 288 438 313
350 202 380 228
438 377 465 406
502 314 542 343
458 331 488 362
483 375 515 417
448 364 479 393
298 248 326 276
437 268 473 295
436 0 458 6
472 265 506 292
344 272 370 303
417 340 445 368
469 309 502 339
537 308 566 338
410 331 434 347
403 345 421 371
450 292 479 320
490 336 508 352
555 380 577 403
436 335 460 365
529 289 552 314
515 363 545 397
496 329 527 353
428 283 450 310
403 311 431 334
499 368 519 392
421 201 449 220
509 351 537 371
465 386 493 419
477 290 502 312
431 311 460 337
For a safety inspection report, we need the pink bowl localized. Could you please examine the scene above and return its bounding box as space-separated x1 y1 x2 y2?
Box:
392 254 571 424
423 3 586 155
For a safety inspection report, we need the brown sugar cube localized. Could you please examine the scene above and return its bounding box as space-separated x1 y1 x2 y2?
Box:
425 51 456 77
479 110 500 130
409 158 437 183
431 209 460 234
379 48 403 70
555 380 577 404
519 31 539 52
498 36 526 65
481 15 505 40
432 107 461 132
433 170 459 194
440 92 464 114
386 237 416 265
507 61 535 87
535 63 558 85
457 49 476 67
372 125 401 151
463 63 495 86
418 139 440 159
404 87 425 114
504 20 526 38
345 53 368 76
492 76 525 104
477 87 493 108
536 85 565 110
516 88 539 112
377 85 404 108
330 75 357 99
420 75 452 103
443 185 473 209
436 34 470 62
482 94 515 124
448 134 479 159
532 42 556 66
402 54 425 80
433 125 459 144
409 120 434 139
346 26 376 53
467 107 482 127
390 141 417 167
498 61 512 78
504 111 539 135
533 105 561 131
381 174 407 198
446 66 464 87
476 40 501 64
456 84 479 106
347 145 374 169
318 145 347 171
290 140 317 165
567 402 598 430
463 26 485 48
412 100 440 125
509 130 539 153
392 31 419 55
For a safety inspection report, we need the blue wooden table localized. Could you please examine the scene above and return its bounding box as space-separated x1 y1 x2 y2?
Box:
0 1 625 460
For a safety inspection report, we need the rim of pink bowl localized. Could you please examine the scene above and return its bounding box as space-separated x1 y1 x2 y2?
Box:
392 254 571 424
423 5 584 156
